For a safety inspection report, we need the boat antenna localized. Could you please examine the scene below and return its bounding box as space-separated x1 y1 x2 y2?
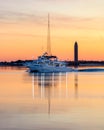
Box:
47 13 52 56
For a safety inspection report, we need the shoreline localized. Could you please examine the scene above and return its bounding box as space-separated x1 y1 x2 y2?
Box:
1 60 104 67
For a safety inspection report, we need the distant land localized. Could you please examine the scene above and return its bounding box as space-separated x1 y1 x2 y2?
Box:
1 60 104 67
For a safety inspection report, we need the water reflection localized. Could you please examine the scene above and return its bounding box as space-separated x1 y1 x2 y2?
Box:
1 67 104 130
28 72 79 114
74 73 78 98
31 72 78 99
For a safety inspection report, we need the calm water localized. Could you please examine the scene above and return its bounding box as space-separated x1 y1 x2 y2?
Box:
0 67 104 130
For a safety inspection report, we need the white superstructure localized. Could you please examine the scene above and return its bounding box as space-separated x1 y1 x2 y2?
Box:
28 52 73 73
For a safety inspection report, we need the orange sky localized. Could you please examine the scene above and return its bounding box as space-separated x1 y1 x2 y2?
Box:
0 0 104 61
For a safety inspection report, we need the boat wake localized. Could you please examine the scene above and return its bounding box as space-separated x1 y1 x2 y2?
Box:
78 68 104 72
28 68 104 73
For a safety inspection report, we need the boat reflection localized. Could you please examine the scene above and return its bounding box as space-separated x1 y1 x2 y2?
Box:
28 72 79 114
31 72 78 99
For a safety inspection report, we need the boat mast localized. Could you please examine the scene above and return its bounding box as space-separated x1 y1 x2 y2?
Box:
47 14 51 56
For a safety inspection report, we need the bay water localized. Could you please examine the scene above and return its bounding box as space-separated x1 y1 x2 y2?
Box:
0 67 104 130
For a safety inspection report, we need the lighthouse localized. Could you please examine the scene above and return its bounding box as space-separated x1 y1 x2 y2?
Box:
74 41 78 67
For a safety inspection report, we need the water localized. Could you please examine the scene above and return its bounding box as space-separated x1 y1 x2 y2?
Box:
0 66 104 130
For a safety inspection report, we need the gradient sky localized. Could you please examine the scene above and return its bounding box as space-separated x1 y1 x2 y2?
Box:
0 0 104 61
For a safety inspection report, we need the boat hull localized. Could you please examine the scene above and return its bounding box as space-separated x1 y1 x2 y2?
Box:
29 64 73 73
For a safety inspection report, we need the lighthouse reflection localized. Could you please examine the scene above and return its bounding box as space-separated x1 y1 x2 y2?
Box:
74 73 78 98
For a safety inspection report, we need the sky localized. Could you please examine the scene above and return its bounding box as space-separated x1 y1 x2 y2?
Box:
0 0 104 61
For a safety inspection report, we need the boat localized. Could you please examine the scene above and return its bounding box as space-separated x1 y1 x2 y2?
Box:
28 14 73 73
28 52 73 72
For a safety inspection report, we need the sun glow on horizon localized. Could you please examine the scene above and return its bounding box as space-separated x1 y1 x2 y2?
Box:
0 0 104 61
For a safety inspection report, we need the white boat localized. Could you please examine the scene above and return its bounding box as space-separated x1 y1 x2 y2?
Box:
28 52 73 73
28 14 73 73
